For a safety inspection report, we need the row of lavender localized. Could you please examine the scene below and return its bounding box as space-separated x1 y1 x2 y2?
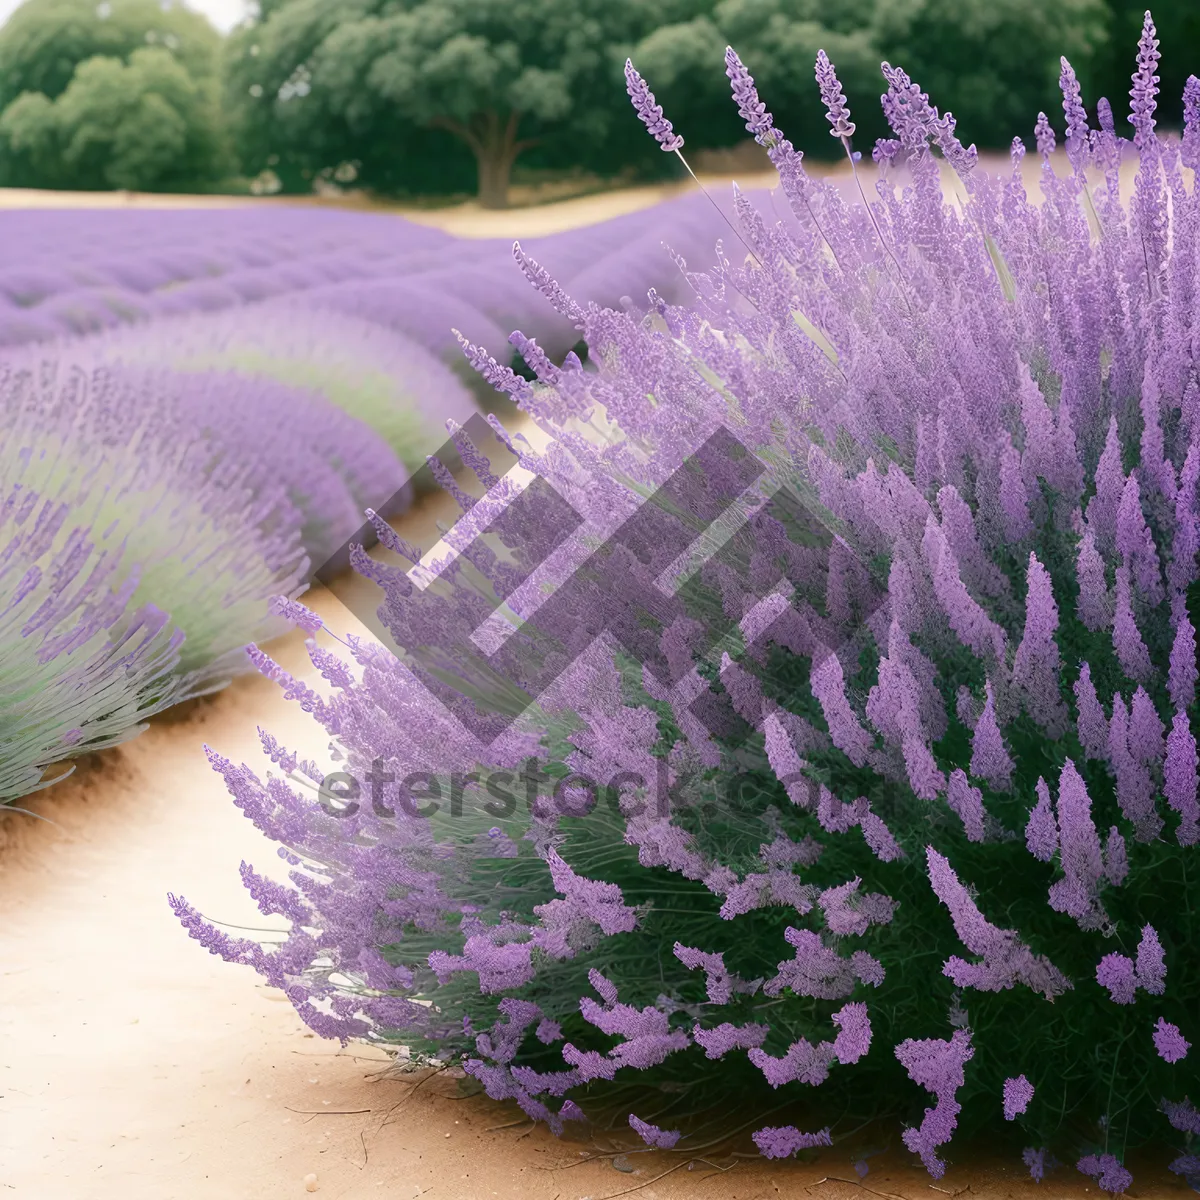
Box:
0 194 731 802
179 14 1200 1194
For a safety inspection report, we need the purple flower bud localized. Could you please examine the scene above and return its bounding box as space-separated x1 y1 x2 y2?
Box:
1026 778 1058 862
1183 74 1200 168
268 595 323 634
1128 11 1160 147
1035 112 1057 158
752 1125 832 1159
1024 1147 1049 1182
625 60 684 153
629 1114 681 1149
1059 57 1090 169
816 50 856 140
1077 1153 1132 1196
1004 1074 1035 1120
895 1029 974 1178
1165 711 1200 845
1154 1018 1190 1064
1074 664 1109 761
970 681 1015 791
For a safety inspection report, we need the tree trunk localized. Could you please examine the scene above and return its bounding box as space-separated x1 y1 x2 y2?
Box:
430 110 539 210
475 146 515 209
473 110 521 210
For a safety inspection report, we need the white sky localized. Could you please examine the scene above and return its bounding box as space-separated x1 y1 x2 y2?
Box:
0 0 250 34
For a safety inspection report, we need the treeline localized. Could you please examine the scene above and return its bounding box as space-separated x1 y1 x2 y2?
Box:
0 0 1195 206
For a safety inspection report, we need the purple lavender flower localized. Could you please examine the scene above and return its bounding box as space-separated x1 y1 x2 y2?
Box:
1035 112 1057 158
927 847 1072 999
1165 711 1200 845
1024 1147 1049 1182
1095 926 1165 1004
1153 1018 1190 1064
1183 74 1200 168
816 50 856 141
268 596 323 635
895 1029 975 1178
1128 11 1160 147
726 46 775 143
629 1114 681 1149
970 681 1014 791
1096 952 1139 1005
1026 778 1058 862
625 60 684 153
177 26 1200 1182
1059 57 1090 169
752 1125 832 1159
1163 1098 1200 1135
1004 1075 1035 1120
1077 1153 1132 1195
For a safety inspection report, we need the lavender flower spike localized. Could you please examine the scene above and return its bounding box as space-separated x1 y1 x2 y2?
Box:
1059 57 1090 169
816 50 856 140
895 1029 975 1178
1004 1075 1035 1120
753 1125 832 1159
629 1114 681 1149
1153 1018 1190 1064
725 46 775 143
1183 74 1200 168
1077 1153 1132 1196
625 60 684 152
268 595 323 635
1128 10 1160 147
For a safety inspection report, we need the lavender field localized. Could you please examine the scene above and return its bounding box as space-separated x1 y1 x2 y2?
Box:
0 191 735 804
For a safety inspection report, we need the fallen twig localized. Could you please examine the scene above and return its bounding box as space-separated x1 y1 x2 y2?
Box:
590 1157 735 1200
805 1176 914 1200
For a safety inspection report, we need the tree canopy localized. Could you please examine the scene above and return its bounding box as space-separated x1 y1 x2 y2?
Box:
224 0 665 208
0 0 221 110
0 0 228 190
0 0 1174 199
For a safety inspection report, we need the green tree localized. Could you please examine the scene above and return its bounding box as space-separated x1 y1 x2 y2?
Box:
0 0 229 190
0 0 221 111
225 0 661 208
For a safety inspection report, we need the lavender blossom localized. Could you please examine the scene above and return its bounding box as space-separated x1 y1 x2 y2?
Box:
1059 57 1090 169
816 50 856 141
970 682 1014 790
625 61 684 153
629 1114 681 1149
177 25 1200 1183
895 1030 975 1178
1128 11 1160 147
1096 925 1165 1003
1154 1019 1190 1064
1077 1153 1133 1195
1024 1147 1049 1182
753 1125 832 1159
927 847 1072 1000
1004 1075 1035 1120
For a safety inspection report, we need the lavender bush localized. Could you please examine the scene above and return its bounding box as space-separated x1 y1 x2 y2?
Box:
178 13 1200 1189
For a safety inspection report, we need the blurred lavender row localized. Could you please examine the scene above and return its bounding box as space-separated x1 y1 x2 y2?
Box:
0 191 735 801
0 192 736 357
